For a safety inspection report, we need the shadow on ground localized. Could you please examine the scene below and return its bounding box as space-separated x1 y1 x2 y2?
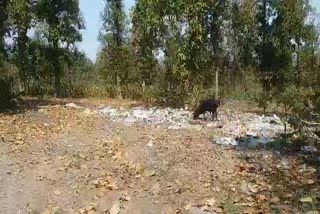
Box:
245 110 287 118
0 97 71 115
232 133 320 213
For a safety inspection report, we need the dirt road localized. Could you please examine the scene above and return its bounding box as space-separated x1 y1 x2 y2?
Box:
0 99 318 214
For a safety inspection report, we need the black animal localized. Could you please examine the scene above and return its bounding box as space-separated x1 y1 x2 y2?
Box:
193 99 221 121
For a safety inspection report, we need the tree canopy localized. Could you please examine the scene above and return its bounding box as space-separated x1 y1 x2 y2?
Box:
0 0 320 114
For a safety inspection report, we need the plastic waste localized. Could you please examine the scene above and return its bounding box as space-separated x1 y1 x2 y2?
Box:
190 207 217 214
214 137 238 146
98 105 287 141
65 103 83 109
301 146 318 153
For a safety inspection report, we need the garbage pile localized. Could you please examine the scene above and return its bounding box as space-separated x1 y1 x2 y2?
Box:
65 103 288 145
99 106 201 130
213 113 285 147
99 105 285 133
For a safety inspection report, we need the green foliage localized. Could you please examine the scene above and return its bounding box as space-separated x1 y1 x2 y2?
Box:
9 0 36 94
0 58 20 109
99 0 134 98
35 0 85 96
0 0 320 118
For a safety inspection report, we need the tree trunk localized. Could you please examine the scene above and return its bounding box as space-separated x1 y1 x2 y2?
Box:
116 74 122 99
53 41 62 97
166 66 172 92
0 0 8 55
17 27 29 94
215 67 219 100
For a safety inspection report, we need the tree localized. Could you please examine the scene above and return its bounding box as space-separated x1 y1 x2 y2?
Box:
100 0 132 98
131 0 157 86
36 0 84 97
0 0 9 56
230 0 258 70
9 0 35 93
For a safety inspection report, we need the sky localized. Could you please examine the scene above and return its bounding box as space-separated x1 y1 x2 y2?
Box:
78 0 135 62
79 0 320 62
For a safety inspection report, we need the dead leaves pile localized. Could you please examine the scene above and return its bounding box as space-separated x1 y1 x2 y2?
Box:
230 152 319 213
0 106 83 147
1 101 319 214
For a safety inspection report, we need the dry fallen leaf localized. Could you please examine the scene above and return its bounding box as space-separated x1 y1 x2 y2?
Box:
204 182 211 188
307 180 315 184
256 194 268 203
86 205 96 211
184 203 193 210
35 175 45 181
150 182 161 196
143 169 156 177
106 182 119 190
78 208 86 214
58 156 66 160
242 207 255 214
270 197 280 203
300 196 313 203
248 183 259 193
283 193 293 199
163 208 182 214
120 191 131 201
57 167 67 172
81 164 88 170
79 154 87 159
42 209 51 214
54 190 62 195
109 201 121 214
93 195 100 201
112 151 122 160
214 207 224 213
235 202 254 207
93 179 103 188
213 186 221 192
200 205 210 212
203 198 216 207
135 174 141 179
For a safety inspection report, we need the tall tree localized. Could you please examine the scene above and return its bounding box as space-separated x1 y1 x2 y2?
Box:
36 0 84 96
230 0 258 70
132 0 155 86
0 0 9 56
10 0 35 93
100 0 131 97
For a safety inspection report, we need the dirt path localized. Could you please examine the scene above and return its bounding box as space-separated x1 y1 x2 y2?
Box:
0 99 318 214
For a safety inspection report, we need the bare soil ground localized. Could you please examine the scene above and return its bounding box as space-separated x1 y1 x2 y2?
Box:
0 98 319 214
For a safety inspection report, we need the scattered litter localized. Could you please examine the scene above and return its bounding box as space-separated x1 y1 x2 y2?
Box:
100 107 118 118
301 145 318 153
206 123 215 128
65 103 83 109
300 196 313 203
147 140 153 147
240 183 252 195
190 207 217 214
83 108 95 115
236 135 271 148
123 116 136 125
100 106 195 129
213 137 238 146
98 105 287 144
207 122 223 128
277 158 289 169
108 201 122 214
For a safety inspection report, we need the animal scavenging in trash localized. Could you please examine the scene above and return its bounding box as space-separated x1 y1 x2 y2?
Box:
193 99 221 121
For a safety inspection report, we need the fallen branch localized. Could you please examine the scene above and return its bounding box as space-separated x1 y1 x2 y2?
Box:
309 111 320 117
303 106 320 120
300 119 320 126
